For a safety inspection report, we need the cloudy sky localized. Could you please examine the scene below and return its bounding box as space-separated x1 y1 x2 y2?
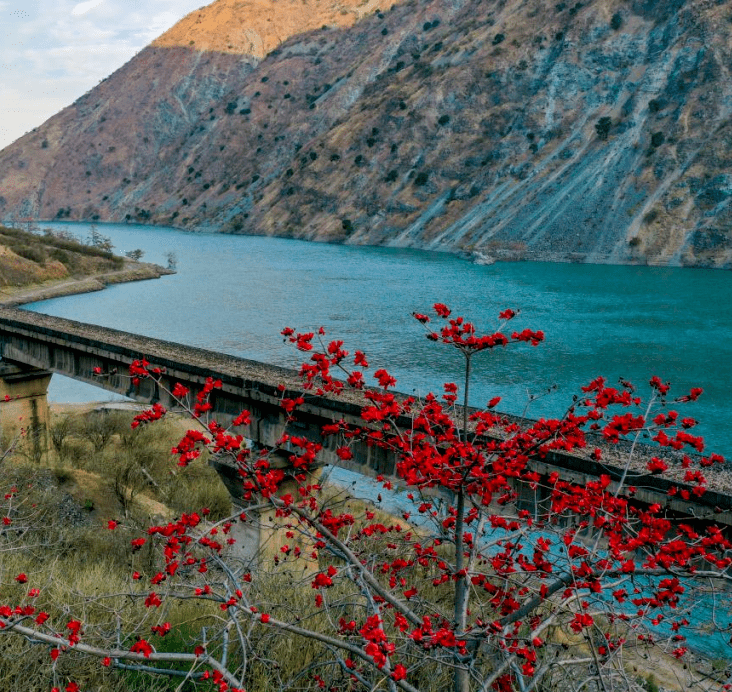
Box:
0 0 207 151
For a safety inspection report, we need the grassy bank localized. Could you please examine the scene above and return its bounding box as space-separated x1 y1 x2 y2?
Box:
0 404 232 691
0 224 173 306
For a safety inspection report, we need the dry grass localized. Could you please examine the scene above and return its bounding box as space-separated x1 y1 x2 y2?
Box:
45 404 231 521
0 404 234 689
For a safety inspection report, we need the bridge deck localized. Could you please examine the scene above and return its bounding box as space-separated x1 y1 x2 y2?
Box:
0 306 299 388
0 306 730 524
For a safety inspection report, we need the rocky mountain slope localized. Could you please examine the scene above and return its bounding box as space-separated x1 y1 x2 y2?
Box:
1 0 731 267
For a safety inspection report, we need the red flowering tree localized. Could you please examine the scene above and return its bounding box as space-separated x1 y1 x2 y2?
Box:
0 303 730 692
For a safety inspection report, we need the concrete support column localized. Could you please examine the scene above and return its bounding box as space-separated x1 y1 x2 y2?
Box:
210 451 322 571
0 362 52 461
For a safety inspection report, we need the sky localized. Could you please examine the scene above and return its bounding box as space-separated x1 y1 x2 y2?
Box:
0 0 207 151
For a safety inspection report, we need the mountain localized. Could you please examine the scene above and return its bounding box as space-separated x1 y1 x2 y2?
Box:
1 0 731 268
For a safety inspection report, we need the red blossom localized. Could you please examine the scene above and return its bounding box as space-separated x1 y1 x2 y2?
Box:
172 382 190 398
374 369 396 389
144 592 162 608
392 663 407 680
131 639 154 658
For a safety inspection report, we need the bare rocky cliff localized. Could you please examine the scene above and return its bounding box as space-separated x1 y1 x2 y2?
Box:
1 0 731 267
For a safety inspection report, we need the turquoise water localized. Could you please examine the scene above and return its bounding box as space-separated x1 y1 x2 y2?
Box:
25 222 732 456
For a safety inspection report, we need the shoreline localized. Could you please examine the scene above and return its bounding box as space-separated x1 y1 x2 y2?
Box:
31 220 731 270
0 261 175 307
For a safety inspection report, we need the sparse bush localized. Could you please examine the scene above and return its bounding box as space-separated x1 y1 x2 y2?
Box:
80 410 129 453
414 170 429 186
595 116 612 140
610 11 623 30
643 208 659 224
48 248 73 268
13 245 46 264
50 416 77 459
125 248 145 261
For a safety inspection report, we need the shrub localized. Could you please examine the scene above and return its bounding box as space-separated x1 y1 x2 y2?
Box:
595 116 612 140
13 245 46 264
643 208 659 224
414 170 429 186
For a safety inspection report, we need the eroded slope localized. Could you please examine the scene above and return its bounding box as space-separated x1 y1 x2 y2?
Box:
1 0 731 267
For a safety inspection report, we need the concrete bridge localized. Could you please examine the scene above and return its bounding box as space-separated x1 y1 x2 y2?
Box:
0 306 730 533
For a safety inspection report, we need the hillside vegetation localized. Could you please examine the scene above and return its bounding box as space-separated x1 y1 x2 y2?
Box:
1 0 731 266
0 225 122 288
0 406 231 691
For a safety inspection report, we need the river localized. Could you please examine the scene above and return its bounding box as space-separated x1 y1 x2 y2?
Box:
24 221 732 457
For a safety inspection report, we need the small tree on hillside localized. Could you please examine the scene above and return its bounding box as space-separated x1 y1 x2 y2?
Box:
125 248 145 262
595 116 613 141
86 224 114 253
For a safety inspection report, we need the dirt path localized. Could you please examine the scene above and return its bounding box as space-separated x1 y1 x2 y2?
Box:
0 262 174 307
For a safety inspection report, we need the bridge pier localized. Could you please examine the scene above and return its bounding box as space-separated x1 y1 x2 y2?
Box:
210 450 322 571
0 362 52 461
